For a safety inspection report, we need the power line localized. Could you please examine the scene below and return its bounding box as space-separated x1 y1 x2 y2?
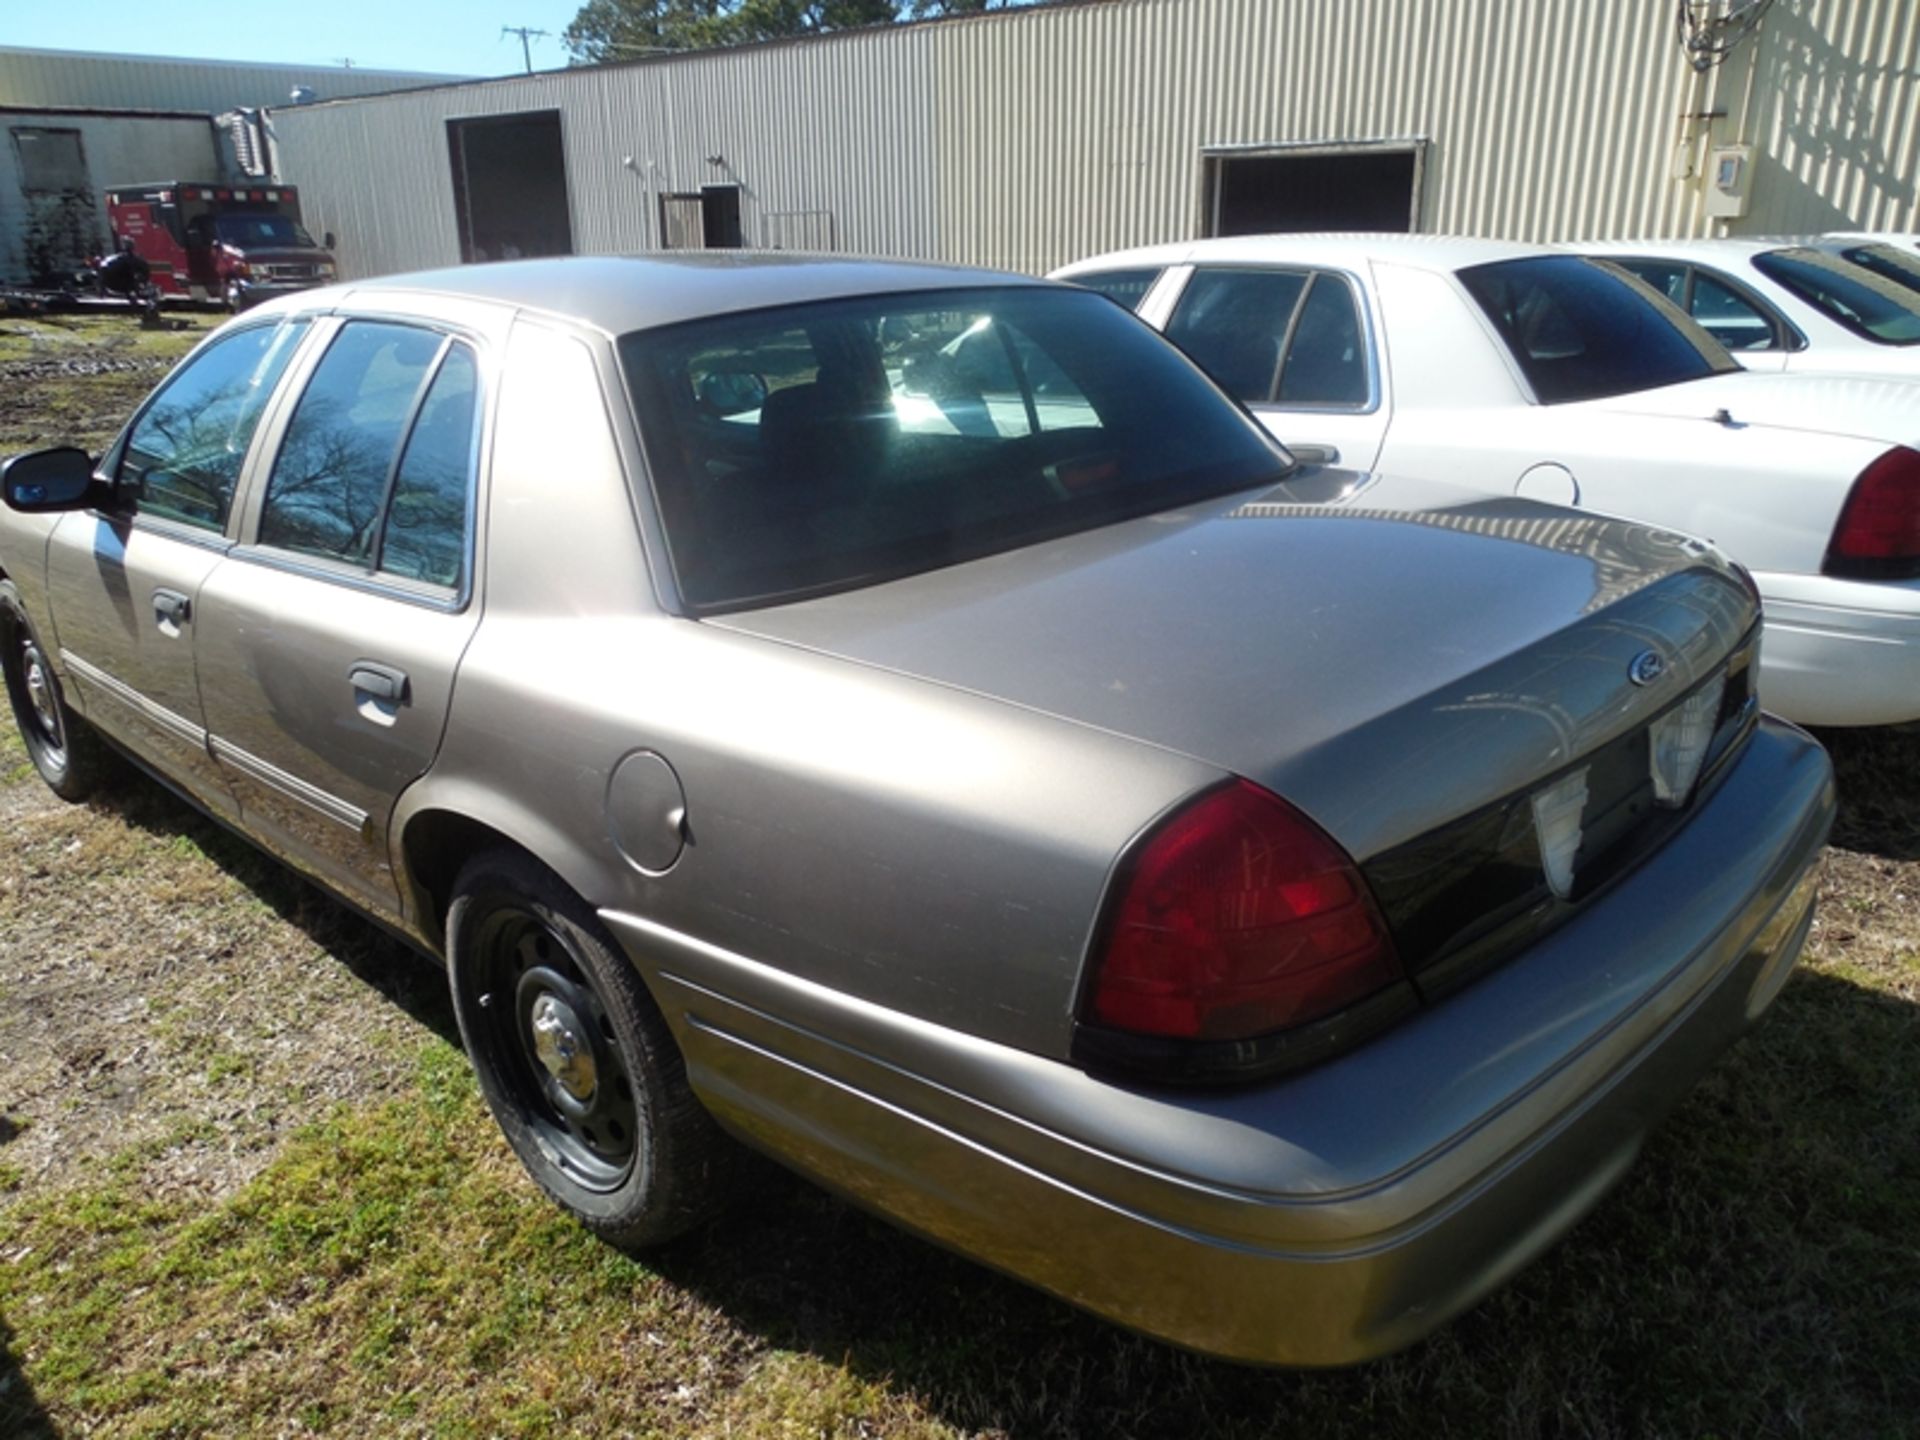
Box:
501 25 549 74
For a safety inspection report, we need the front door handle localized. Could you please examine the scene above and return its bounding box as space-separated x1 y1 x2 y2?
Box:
349 661 411 707
152 588 191 634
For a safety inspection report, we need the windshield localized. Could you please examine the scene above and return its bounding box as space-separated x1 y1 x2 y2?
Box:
621 286 1293 610
1834 242 1920 301
1752 247 1920 345
1458 256 1739 404
214 212 317 249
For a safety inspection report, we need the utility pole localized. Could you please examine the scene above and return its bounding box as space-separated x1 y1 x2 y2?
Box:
501 26 548 74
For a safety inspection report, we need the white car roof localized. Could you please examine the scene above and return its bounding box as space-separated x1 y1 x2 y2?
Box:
1052 232 1548 278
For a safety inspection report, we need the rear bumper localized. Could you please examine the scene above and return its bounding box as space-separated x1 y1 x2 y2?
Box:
604 718 1833 1367
1755 572 1920 726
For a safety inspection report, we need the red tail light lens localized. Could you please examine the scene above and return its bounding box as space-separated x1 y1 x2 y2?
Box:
1826 446 1920 579
1085 780 1403 1042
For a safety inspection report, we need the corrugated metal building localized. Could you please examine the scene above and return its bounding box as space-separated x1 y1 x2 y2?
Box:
263 0 1920 280
0 46 460 113
1 46 463 284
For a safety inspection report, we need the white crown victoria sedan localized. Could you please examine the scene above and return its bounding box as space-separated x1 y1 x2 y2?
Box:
1055 235 1920 727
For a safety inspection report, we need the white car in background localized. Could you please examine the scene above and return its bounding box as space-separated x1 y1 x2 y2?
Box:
1572 237 1920 378
1053 235 1920 727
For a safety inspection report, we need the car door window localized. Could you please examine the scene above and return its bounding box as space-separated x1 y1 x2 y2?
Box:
117 318 309 533
1065 268 1164 311
258 322 445 564
378 344 479 590
1688 270 1779 351
1275 273 1369 406
1164 268 1309 404
1613 257 1688 305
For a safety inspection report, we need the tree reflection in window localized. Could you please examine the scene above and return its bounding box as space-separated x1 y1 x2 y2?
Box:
259 323 442 563
120 319 309 532
380 346 477 590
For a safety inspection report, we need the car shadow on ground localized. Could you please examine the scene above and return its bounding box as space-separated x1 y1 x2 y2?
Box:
1813 723 1920 861
643 966 1916 1436
92 768 459 1047
0 1314 57 1439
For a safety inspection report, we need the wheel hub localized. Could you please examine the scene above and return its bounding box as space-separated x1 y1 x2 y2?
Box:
529 993 597 1101
21 643 58 736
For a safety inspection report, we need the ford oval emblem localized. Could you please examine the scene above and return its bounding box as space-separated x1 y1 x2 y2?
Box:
1629 650 1667 687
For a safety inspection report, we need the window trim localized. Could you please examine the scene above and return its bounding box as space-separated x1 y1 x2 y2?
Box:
233 313 487 612
1164 264 1382 415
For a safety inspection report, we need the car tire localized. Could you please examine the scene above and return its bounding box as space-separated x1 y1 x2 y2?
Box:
447 847 744 1248
0 581 114 802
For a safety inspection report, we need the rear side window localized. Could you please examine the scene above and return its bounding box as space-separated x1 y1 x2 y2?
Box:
258 322 479 591
1752 248 1920 345
1276 275 1368 405
1165 268 1307 403
119 318 309 533
1065 268 1163 311
1459 256 1738 404
1688 270 1781 351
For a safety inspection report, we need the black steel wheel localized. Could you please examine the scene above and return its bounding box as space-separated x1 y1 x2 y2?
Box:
0 581 111 802
447 849 745 1247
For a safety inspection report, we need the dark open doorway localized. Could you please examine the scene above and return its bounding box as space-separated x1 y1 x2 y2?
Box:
1204 142 1425 236
447 110 573 263
659 184 744 249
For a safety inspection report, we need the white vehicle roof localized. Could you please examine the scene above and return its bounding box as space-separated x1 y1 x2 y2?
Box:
1052 232 1547 278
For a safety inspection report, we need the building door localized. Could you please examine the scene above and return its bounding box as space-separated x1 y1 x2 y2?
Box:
447 110 573 263
1204 143 1425 236
659 186 744 249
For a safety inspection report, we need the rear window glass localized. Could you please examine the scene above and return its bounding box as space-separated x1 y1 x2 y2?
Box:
620 286 1290 610
1834 243 1920 300
1752 248 1920 345
1458 256 1738 404
1064 268 1163 311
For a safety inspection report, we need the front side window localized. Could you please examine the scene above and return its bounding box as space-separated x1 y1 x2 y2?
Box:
1065 268 1164 311
1459 256 1738 404
258 322 479 592
118 318 310 532
1752 248 1920 345
621 286 1290 609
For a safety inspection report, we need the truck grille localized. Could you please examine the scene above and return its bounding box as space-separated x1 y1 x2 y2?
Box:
1363 622 1762 998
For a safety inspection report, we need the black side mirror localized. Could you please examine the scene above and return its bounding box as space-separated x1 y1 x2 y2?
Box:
2 448 102 513
323 231 336 251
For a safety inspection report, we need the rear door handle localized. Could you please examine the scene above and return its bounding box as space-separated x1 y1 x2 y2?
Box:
152 588 191 633
349 661 410 706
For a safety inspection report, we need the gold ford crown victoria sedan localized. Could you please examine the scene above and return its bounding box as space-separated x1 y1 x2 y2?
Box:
0 256 1832 1366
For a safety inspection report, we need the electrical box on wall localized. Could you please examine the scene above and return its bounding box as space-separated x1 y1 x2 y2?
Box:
1704 143 1754 219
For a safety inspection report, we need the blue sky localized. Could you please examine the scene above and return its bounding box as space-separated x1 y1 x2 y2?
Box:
7 0 588 79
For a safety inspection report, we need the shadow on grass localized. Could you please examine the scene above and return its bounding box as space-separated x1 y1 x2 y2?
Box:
642 965 1920 1439
90 765 458 1048
0 1314 57 1439
1813 723 1920 861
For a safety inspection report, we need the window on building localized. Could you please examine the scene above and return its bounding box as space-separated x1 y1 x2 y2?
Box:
12 128 88 193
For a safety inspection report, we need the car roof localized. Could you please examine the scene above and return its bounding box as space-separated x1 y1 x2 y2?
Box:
1570 236 1829 262
293 253 1048 335
1053 232 1548 277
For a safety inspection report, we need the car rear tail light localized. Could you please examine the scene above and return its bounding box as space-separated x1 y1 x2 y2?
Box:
1825 446 1920 579
1082 780 1404 1044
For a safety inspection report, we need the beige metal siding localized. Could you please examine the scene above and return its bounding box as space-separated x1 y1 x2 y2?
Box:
270 32 941 280
2 111 218 280
266 0 1920 283
0 46 460 114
